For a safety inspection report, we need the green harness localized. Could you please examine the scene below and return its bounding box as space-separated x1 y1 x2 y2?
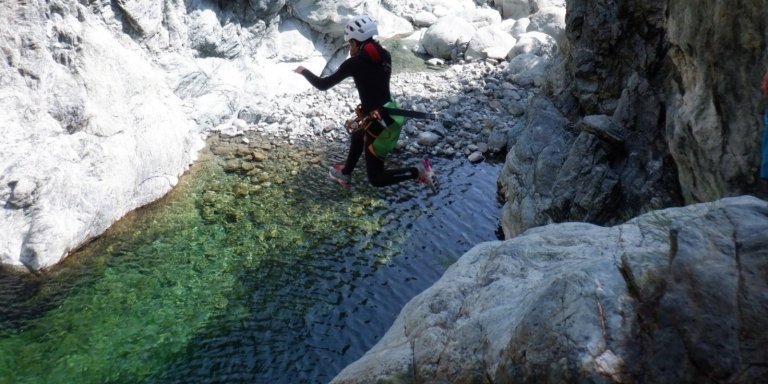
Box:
369 100 405 158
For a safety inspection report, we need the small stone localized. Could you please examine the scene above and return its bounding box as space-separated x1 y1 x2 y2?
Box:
507 102 525 116
235 146 252 157
202 190 218 203
426 58 445 67
240 162 256 172
232 182 250 197
413 11 437 27
233 118 248 131
417 131 441 147
252 151 268 162
222 159 242 172
468 151 485 163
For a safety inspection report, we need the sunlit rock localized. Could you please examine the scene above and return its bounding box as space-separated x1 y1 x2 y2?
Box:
465 25 516 61
332 196 768 383
421 15 476 59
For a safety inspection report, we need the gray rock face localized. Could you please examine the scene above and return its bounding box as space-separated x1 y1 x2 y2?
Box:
665 0 767 201
562 0 767 203
331 196 768 383
497 0 767 241
0 0 203 270
560 0 682 220
498 96 634 240
498 96 571 237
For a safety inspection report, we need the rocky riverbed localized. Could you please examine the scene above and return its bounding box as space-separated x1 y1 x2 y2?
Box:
211 59 538 170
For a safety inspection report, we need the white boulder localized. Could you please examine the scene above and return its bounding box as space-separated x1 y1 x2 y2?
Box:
528 6 567 49
289 0 371 36
399 28 428 54
463 7 503 28
421 15 477 59
412 11 438 27
495 0 531 20
465 25 517 61
505 53 549 86
274 17 329 63
507 31 559 60
370 6 415 38
530 0 566 12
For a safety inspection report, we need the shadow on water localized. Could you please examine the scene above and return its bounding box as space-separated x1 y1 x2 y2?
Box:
153 138 504 383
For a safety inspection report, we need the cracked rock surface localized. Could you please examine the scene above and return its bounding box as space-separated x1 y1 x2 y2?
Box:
331 196 768 383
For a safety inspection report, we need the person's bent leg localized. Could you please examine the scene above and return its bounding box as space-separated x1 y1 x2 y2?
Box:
343 129 365 175
364 146 418 187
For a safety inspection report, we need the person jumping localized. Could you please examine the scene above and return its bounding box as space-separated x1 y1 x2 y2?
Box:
294 15 438 192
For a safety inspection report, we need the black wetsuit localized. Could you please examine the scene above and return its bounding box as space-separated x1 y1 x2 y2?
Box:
299 40 418 187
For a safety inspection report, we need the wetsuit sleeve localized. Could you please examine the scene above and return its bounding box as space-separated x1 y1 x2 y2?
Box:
300 59 358 91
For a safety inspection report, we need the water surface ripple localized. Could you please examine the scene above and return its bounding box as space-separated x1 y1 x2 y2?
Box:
0 142 501 384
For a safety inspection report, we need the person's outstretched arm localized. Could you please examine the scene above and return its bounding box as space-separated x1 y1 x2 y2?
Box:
294 60 357 91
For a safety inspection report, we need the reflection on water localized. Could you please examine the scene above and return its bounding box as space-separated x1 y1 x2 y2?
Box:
0 135 501 384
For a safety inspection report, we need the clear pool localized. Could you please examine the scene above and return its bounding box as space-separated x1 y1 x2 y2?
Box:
0 135 502 384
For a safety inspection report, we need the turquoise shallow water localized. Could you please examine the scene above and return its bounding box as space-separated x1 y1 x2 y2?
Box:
0 136 502 383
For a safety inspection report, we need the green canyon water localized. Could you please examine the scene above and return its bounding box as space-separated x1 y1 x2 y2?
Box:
0 133 502 383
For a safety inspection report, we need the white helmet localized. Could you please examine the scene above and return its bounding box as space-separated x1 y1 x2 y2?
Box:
344 15 378 42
